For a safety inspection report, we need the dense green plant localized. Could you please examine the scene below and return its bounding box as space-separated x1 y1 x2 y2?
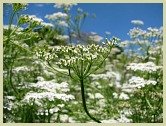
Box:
3 3 163 123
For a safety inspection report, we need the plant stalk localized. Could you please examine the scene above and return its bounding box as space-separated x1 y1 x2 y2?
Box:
80 78 101 123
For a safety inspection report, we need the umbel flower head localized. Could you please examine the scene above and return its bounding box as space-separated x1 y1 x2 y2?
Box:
36 38 120 123
35 37 120 79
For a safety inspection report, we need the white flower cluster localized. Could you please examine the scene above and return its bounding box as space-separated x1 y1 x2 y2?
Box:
147 27 163 37
101 112 131 123
90 71 120 80
22 91 75 106
149 45 162 56
36 48 58 61
13 66 30 73
112 92 129 100
29 78 70 93
45 12 68 20
41 22 54 27
22 77 75 105
131 20 144 25
129 76 157 87
88 92 104 99
27 15 43 22
119 92 129 100
122 76 157 93
91 81 102 89
127 62 162 73
117 114 131 123
19 14 54 28
119 40 130 48
37 107 60 115
21 15 43 24
128 26 162 39
56 35 69 40
37 42 114 68
128 27 146 39
3 96 16 111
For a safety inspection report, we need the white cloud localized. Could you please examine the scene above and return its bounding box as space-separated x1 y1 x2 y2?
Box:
35 4 44 7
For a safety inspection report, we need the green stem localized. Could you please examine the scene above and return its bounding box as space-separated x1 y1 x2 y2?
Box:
85 52 110 78
46 61 68 76
8 68 19 95
80 78 101 123
8 10 16 33
47 109 51 123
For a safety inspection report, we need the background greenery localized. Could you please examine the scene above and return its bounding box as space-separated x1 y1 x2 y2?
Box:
3 3 163 123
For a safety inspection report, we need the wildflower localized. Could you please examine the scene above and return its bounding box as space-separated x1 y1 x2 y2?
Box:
60 114 69 122
95 93 104 99
127 62 162 73
119 92 129 100
87 93 95 99
13 66 30 73
41 22 54 27
28 15 43 22
128 27 146 38
129 76 157 88
113 92 118 99
49 107 59 114
22 92 75 105
97 99 106 108
56 35 69 40
117 114 131 123
19 14 43 26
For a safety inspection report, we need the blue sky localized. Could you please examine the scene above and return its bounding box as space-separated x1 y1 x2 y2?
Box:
3 3 163 41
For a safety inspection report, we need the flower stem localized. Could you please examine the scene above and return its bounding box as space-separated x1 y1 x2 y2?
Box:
80 78 101 123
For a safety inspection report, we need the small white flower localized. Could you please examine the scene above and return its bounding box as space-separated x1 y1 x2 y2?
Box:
88 93 95 99
60 114 69 122
41 22 54 27
37 76 45 82
127 62 162 73
50 107 59 114
56 35 69 40
40 112 44 115
13 66 30 73
119 92 129 100
95 93 104 99
124 76 158 90
113 92 118 99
